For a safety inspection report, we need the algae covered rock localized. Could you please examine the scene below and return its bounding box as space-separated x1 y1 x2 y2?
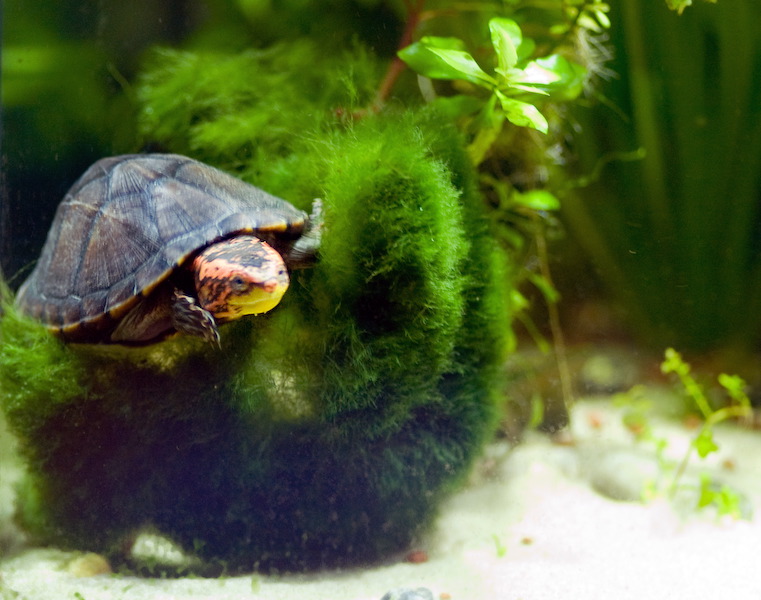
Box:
0 51 513 571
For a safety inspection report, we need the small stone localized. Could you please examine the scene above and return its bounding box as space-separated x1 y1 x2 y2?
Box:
577 350 640 395
129 531 192 567
585 447 660 502
404 550 429 564
380 588 435 600
67 552 112 577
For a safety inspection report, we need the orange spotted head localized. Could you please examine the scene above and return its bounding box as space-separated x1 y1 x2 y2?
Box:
192 235 290 321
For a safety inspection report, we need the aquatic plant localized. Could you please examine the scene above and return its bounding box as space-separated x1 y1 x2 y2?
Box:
398 16 588 158
394 5 605 412
564 0 761 353
616 348 751 518
665 0 717 14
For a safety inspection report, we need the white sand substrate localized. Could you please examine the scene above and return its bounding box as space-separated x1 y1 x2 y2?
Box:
2 396 761 600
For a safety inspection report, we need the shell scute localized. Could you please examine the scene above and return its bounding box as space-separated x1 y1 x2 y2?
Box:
51 296 82 326
80 289 109 320
133 253 174 293
42 200 98 299
75 210 160 298
217 213 261 236
152 179 221 241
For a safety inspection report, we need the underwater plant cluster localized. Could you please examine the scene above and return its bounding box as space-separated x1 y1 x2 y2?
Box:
1 0 599 572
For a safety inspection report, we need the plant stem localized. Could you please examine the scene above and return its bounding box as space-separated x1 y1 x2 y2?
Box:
533 215 574 417
370 0 426 112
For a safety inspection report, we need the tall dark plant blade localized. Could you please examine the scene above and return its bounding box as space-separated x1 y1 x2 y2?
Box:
565 0 761 352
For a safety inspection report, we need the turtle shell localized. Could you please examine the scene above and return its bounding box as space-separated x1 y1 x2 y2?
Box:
15 153 308 343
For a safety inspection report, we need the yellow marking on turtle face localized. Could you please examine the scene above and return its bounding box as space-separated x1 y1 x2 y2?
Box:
225 282 287 317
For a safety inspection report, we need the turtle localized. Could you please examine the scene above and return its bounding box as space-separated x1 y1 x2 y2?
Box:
15 153 322 346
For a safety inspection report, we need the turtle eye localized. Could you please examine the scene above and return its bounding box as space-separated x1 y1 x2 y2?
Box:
231 276 248 292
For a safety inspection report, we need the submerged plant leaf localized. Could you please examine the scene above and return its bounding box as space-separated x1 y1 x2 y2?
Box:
517 61 560 86
665 0 715 14
398 38 493 86
514 190 560 211
718 373 750 407
697 474 743 518
429 48 494 85
531 55 587 100
527 271 560 304
431 94 483 120
490 17 521 75
489 17 535 70
466 95 504 164
496 92 548 133
399 16 582 140
502 63 555 95
693 427 719 458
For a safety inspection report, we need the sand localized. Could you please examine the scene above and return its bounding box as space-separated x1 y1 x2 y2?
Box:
2 395 761 600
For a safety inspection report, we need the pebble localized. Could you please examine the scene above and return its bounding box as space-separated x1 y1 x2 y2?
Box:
380 587 435 600
66 552 112 577
404 550 429 563
585 446 660 502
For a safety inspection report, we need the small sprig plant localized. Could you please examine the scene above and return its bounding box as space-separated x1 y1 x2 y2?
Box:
616 348 752 518
665 0 717 14
398 16 588 164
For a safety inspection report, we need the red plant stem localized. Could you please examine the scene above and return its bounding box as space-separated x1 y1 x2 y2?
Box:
371 0 426 112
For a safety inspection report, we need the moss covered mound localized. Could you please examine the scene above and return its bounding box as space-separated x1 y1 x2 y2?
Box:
0 48 512 572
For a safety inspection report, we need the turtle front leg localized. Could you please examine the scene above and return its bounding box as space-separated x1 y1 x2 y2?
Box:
284 198 323 268
171 289 221 346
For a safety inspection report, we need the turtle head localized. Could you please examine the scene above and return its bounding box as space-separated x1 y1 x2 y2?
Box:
192 235 290 322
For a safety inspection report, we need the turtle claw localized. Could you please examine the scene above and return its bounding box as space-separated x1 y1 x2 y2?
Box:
171 290 221 347
285 198 323 268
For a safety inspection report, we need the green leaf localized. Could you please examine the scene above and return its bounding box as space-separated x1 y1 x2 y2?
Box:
496 92 548 133
511 61 560 90
579 7 611 31
528 393 545 429
492 534 508 558
527 272 560 304
696 473 716 508
665 0 693 14
468 126 500 165
499 225 527 252
489 17 521 75
398 39 494 87
397 40 459 80
467 95 504 164
417 36 468 51
431 94 483 120
510 289 530 312
426 47 494 85
693 428 719 458
514 190 560 211
532 55 588 100
661 347 688 376
714 486 743 519
718 373 750 409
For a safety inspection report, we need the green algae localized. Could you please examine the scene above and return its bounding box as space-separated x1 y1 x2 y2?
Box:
0 45 512 572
